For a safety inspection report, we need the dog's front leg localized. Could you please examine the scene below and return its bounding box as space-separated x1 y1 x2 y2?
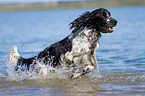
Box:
70 64 95 79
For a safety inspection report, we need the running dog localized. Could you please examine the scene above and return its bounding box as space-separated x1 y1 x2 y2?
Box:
9 8 117 78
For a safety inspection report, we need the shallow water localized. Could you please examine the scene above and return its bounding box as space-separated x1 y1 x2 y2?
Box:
0 6 145 95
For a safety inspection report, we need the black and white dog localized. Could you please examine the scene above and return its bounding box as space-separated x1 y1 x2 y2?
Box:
9 8 117 78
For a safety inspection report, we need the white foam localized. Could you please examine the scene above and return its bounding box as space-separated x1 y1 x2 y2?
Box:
0 73 6 77
6 58 69 81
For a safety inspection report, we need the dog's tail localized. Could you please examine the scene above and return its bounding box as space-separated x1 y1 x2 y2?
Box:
9 46 21 65
9 46 35 71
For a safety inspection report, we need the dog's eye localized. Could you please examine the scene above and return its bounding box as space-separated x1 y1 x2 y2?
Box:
101 16 105 18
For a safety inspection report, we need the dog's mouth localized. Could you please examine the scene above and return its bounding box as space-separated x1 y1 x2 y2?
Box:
105 27 113 32
100 26 114 33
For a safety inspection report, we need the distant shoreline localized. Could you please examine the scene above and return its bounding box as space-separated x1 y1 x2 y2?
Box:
0 1 145 11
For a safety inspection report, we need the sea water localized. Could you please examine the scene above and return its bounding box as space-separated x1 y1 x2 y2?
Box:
0 6 145 95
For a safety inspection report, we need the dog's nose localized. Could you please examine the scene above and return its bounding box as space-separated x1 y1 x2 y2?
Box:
110 18 118 24
114 20 118 24
112 19 117 26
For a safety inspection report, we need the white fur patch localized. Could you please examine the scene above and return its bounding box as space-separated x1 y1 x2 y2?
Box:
107 18 110 22
65 30 91 62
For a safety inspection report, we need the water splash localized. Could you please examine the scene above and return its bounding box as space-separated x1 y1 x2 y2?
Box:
5 58 70 81
5 55 145 83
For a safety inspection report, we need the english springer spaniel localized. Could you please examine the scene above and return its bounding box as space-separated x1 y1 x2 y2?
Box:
9 8 117 78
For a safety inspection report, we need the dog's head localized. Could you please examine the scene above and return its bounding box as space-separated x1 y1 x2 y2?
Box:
70 8 117 33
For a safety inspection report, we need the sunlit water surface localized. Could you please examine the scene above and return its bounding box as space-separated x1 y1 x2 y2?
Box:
0 6 145 95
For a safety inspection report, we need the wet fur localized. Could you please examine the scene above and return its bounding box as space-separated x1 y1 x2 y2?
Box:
9 8 117 78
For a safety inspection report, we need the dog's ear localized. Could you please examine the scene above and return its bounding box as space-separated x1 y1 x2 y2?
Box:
69 9 101 33
69 12 91 33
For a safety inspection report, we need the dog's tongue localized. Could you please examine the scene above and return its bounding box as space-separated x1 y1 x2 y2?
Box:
108 27 113 31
